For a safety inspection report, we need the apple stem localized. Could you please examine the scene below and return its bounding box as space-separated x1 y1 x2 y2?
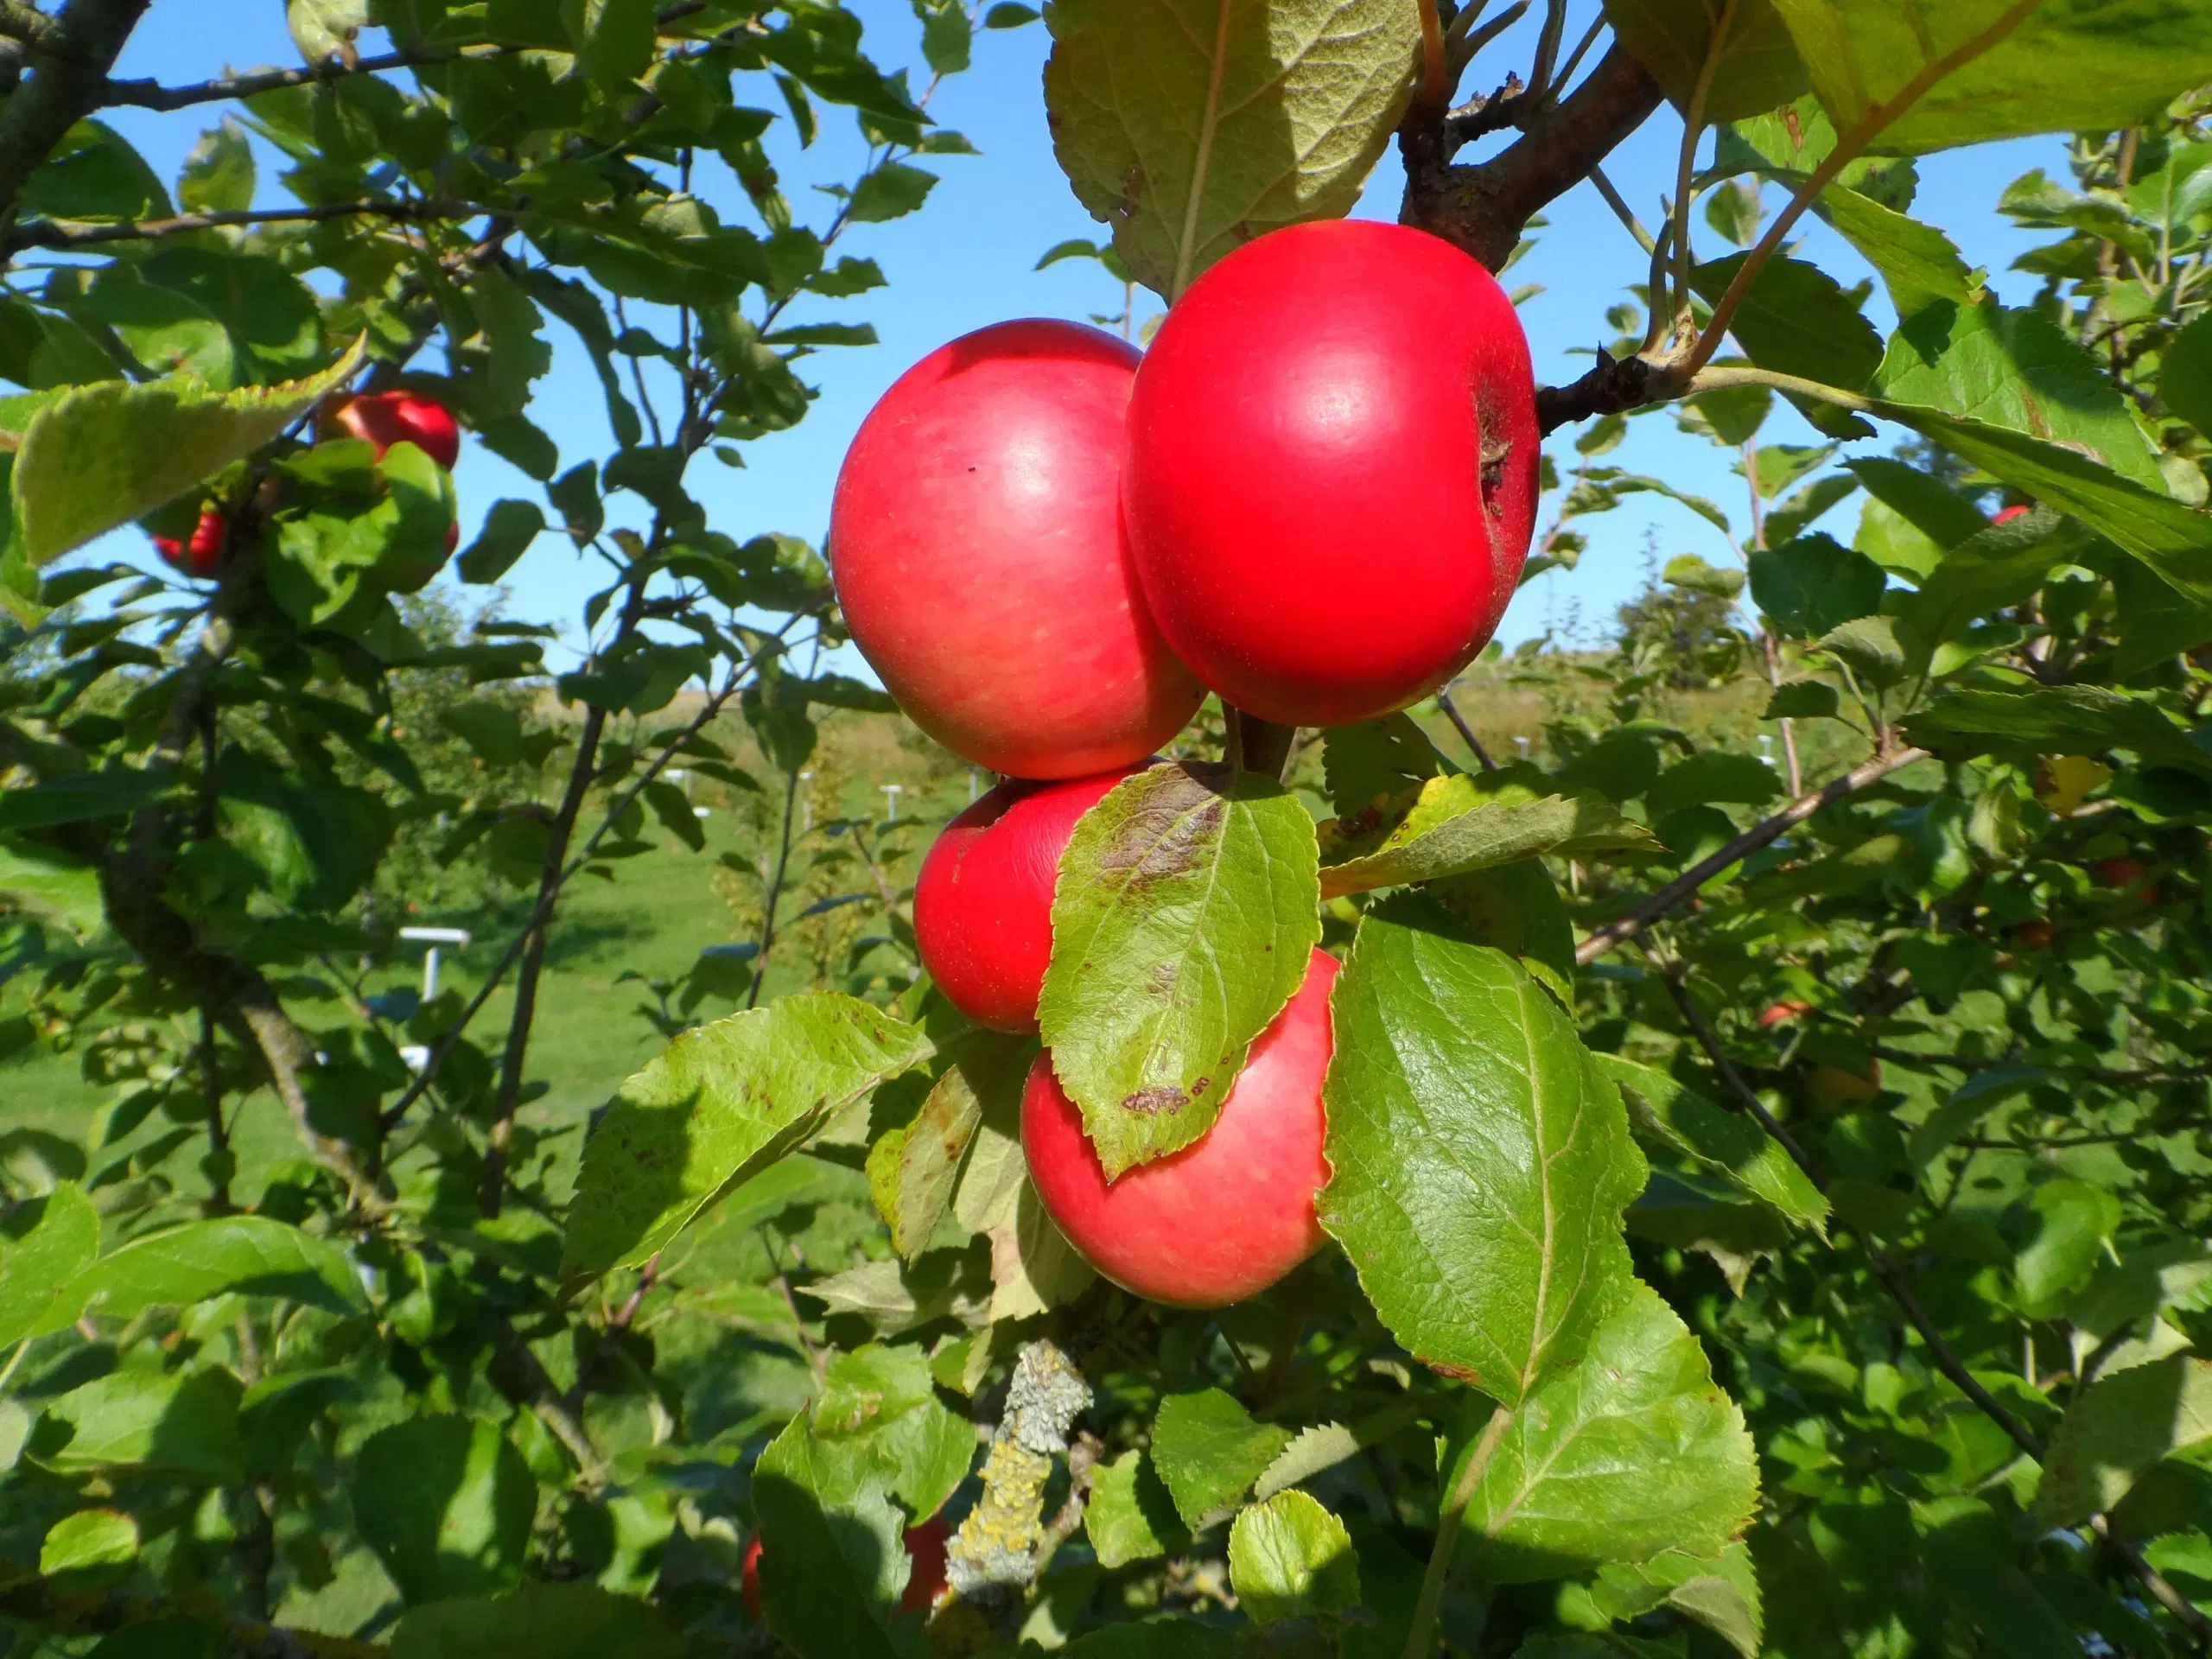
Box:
1226 706 1296 782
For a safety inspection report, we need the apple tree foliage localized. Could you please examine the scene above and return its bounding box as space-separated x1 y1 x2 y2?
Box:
0 2 2210 1657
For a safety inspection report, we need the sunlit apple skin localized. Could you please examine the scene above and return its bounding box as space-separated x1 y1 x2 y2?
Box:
830 320 1205 779
914 766 1145 1033
331 391 461 470
1123 219 1540 728
1022 950 1338 1308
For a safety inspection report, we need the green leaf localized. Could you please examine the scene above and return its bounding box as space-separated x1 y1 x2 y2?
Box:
1227 1490 1360 1625
2014 1179 2122 1319
1875 297 2164 492
16 339 362 567
1663 553 1746 599
0 1182 99 1347
1321 712 1444 817
1764 474 1861 547
1853 454 1988 542
1645 751 1782 820
1319 898 1645 1401
1043 0 1420 296
2165 313 2212 438
1904 685 2212 773
1088 1450 1191 1567
1764 679 1839 721
2069 1241 2212 1343
440 700 525 767
848 160 938 223
1038 762 1320 1179
0 842 105 937
1872 403 2212 667
1429 861 1578 1006
563 0 657 86
1586 1544 1764 1659
1152 1389 1294 1530
1601 0 1808 121
807 1343 975 1522
1814 184 1980 318
351 1416 536 1606
1892 506 2085 669
178 121 257 216
2037 1353 2212 1527
948 1064 1097 1321
1691 254 1882 396
40 1509 139 1581
1914 1497 2080 1659
69 1215 368 1323
35 1368 244 1483
1596 1055 1827 1234
391 1584 684 1659
1319 770 1657 900
1766 0 2212 156
1252 1404 1426 1502
72 265 238 387
753 1415 916 1659
0 767 167 831
563 994 932 1278
1462 1284 1759 1580
457 499 544 585
1813 615 1905 687
870 1039 1005 1261
21 120 169 223
1065 1620 1236 1658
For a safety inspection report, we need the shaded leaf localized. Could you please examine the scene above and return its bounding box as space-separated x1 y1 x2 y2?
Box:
1039 762 1319 1179
1228 1490 1360 1624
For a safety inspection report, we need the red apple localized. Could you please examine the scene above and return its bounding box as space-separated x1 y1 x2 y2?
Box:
330 391 461 470
2094 855 2158 901
1759 1000 1812 1029
829 320 1205 779
1991 504 2031 524
2014 918 2055 950
1122 219 1540 728
1023 950 1338 1308
153 510 227 578
741 1533 763 1619
914 766 1145 1033
901 1514 950 1613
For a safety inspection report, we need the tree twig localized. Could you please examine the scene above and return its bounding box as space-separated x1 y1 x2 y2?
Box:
4 197 480 251
1401 1402 1516 1659
0 0 151 226
1575 747 1929 964
1402 43 1660 271
1435 690 1496 769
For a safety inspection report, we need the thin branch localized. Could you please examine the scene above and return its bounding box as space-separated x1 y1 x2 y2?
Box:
1401 1403 1516 1659
1402 43 1661 271
4 198 482 251
1668 0 1735 328
378 641 789 1132
1410 0 1451 130
1435 690 1496 769
100 41 519 111
1586 162 1656 253
1575 747 1929 964
1686 0 2044 377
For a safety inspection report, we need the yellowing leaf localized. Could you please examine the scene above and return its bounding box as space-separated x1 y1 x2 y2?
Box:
1044 0 1420 297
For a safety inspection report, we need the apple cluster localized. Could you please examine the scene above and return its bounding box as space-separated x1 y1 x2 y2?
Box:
830 220 1540 1307
149 391 462 580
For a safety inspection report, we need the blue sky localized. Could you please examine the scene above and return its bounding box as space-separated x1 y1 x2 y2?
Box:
92 2 2070 668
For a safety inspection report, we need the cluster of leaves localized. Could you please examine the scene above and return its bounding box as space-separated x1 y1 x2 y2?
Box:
3 1 2212 1658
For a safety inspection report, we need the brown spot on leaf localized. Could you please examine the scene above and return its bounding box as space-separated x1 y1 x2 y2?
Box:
1121 1085 1189 1116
